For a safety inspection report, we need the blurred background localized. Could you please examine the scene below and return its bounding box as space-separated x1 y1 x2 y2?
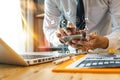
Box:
20 0 50 52
0 0 51 53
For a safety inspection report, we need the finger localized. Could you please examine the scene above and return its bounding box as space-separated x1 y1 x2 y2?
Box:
71 39 79 43
86 32 97 40
64 27 77 35
67 21 75 28
59 28 67 36
75 41 95 51
72 40 87 46
64 27 74 35
59 38 66 43
71 44 83 49
88 32 97 38
56 33 62 38
76 45 95 52
67 41 94 52
66 40 75 46
65 21 77 35
77 30 85 33
66 39 82 46
56 32 67 43
86 40 98 50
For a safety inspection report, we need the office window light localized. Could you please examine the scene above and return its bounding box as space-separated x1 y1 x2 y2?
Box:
0 0 25 54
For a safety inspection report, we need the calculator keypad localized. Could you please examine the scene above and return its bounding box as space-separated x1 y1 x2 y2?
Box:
67 54 120 68
75 60 120 68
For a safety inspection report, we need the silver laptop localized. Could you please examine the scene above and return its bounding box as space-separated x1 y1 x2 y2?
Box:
0 38 70 66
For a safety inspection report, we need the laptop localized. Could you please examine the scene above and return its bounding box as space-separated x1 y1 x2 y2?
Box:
0 38 70 66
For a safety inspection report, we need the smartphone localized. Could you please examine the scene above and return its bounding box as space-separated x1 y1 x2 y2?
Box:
62 34 83 41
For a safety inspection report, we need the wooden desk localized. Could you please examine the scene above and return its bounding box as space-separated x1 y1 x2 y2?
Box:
1 63 120 80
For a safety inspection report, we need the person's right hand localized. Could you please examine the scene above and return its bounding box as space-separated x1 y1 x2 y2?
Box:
67 32 109 51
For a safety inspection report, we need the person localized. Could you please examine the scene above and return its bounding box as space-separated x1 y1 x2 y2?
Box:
43 0 120 52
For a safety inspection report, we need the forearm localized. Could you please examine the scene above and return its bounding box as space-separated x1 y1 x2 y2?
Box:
43 0 62 46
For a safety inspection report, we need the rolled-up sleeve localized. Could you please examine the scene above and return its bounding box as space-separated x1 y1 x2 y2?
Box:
105 0 120 50
43 0 62 46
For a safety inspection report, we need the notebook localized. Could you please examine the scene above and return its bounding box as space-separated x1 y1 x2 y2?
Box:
0 38 70 66
52 53 120 73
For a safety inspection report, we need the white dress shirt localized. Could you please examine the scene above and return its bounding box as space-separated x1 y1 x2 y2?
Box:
43 0 120 50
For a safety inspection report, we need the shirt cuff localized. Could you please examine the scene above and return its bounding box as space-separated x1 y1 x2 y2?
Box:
105 35 120 50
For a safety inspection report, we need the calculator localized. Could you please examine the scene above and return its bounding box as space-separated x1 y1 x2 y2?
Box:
67 53 120 68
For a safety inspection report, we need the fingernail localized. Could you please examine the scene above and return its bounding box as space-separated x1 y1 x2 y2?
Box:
88 49 94 53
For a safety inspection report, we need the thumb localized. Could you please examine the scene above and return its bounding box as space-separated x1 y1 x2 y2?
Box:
86 32 97 40
65 21 77 35
67 21 75 28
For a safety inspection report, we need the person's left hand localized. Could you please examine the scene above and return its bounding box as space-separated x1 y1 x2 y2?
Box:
56 21 79 43
67 32 109 51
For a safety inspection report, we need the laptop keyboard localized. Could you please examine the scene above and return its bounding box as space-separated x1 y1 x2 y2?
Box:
67 53 120 68
20 53 70 65
21 55 52 59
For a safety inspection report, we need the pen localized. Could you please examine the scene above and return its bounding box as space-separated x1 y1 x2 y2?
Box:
52 56 71 65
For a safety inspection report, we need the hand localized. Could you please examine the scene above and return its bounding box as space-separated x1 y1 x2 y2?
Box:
67 32 109 51
56 21 79 43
